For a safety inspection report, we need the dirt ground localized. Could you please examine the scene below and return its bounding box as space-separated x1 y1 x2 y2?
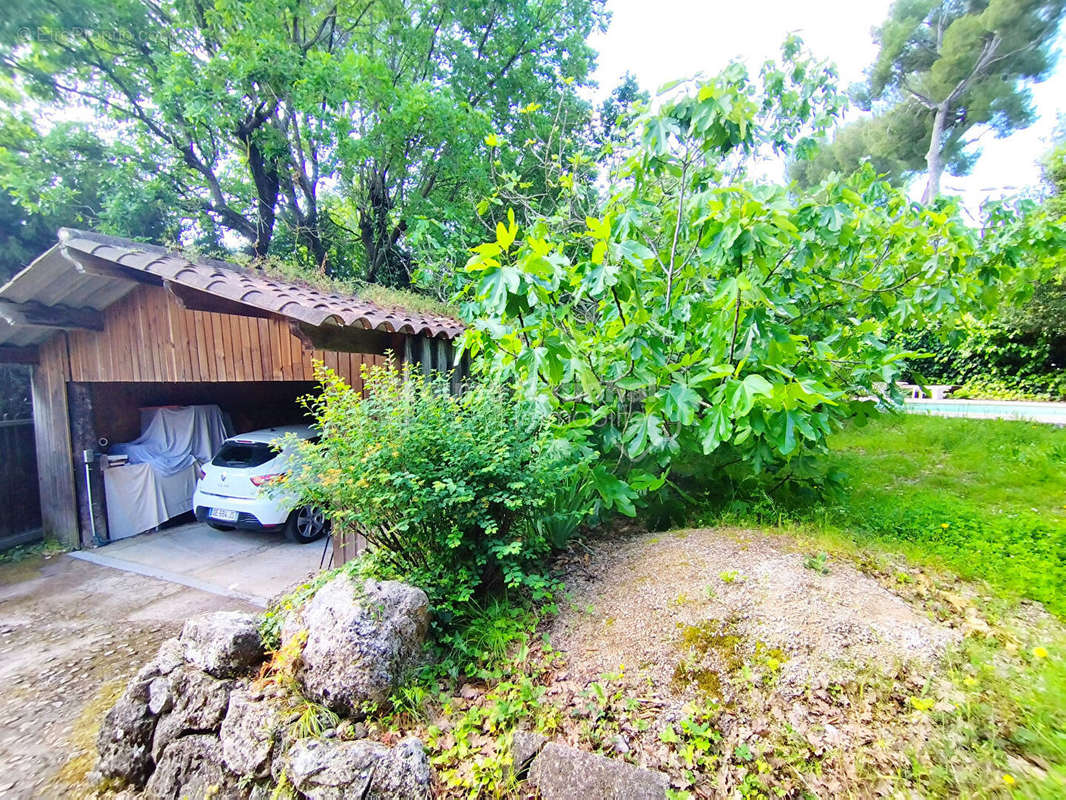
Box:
551 526 959 695
0 554 256 800
541 526 969 796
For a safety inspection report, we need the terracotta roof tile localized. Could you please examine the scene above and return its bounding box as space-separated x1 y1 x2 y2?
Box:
57 228 464 339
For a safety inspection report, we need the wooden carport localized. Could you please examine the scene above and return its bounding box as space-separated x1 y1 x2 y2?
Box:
0 229 464 548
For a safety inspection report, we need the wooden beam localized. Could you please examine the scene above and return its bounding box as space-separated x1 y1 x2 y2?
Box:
165 281 274 320
0 345 39 365
0 299 104 331
62 247 163 287
291 320 391 355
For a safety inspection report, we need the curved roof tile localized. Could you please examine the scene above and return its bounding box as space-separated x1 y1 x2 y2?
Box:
56 228 464 339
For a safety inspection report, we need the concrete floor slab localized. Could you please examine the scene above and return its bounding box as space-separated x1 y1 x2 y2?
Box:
69 521 325 606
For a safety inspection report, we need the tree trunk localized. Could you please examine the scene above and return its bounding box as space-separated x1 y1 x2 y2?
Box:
248 144 279 258
921 103 948 204
358 168 412 288
236 127 281 260
296 210 329 273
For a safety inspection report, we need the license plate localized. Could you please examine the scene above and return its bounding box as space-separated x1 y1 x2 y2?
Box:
210 508 239 522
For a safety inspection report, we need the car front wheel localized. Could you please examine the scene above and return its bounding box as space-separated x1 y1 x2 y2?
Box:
284 506 330 543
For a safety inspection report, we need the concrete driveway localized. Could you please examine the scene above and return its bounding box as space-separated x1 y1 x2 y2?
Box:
70 520 328 606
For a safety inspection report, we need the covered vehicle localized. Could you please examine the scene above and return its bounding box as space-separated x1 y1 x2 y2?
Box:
193 425 328 543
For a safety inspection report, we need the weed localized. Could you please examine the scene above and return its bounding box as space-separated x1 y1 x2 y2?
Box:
719 570 742 584
0 538 67 564
255 629 307 692
268 770 297 800
659 703 723 793
387 681 433 726
292 700 341 739
908 622 1066 797
803 551 830 574
50 679 125 792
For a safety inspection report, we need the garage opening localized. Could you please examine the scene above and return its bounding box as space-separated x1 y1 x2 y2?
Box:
71 380 321 548
87 381 318 445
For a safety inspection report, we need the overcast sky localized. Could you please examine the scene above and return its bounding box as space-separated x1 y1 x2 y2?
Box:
589 0 1066 211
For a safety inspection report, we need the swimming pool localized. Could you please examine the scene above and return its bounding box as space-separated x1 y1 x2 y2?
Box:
904 399 1066 425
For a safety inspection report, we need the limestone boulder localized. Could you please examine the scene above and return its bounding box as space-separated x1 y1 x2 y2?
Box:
150 666 233 762
144 734 242 800
368 736 433 800
281 575 429 715
95 638 185 787
180 611 264 678
527 742 668 800
510 730 548 779
284 737 386 800
282 736 432 800
220 688 291 778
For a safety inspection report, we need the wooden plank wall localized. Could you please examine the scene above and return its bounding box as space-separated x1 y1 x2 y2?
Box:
51 284 388 388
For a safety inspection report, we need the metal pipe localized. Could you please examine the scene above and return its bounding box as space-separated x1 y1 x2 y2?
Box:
83 449 108 546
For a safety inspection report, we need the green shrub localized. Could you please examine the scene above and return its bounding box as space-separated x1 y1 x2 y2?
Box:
283 363 588 627
898 303 1066 400
951 377 1066 402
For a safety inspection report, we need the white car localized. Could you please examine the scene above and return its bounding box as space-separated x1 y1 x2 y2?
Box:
193 425 329 543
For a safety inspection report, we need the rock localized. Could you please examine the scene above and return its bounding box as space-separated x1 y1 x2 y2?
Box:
150 667 233 762
95 636 186 786
144 734 240 800
510 730 547 779
220 688 289 778
527 742 668 800
342 721 368 740
459 683 479 700
147 678 173 715
284 737 387 800
609 733 630 755
283 736 431 800
150 637 186 675
368 737 432 800
95 661 160 787
181 611 264 678
282 575 429 715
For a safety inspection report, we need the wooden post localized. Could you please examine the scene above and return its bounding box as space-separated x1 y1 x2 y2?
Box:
447 340 462 395
436 338 447 376
68 383 109 547
30 348 79 547
331 527 366 568
420 336 433 378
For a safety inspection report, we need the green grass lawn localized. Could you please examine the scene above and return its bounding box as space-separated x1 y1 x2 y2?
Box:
819 414 1066 617
698 413 1066 796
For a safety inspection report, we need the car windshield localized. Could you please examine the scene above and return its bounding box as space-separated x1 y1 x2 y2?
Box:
211 441 279 469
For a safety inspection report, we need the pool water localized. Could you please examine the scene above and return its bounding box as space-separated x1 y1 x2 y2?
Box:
904 399 1066 425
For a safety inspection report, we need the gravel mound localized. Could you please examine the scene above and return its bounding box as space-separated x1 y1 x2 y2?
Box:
551 526 959 699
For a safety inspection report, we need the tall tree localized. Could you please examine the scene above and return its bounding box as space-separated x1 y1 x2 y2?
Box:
0 189 54 284
0 0 606 284
1044 118 1066 219
793 0 1065 199
461 41 1066 500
